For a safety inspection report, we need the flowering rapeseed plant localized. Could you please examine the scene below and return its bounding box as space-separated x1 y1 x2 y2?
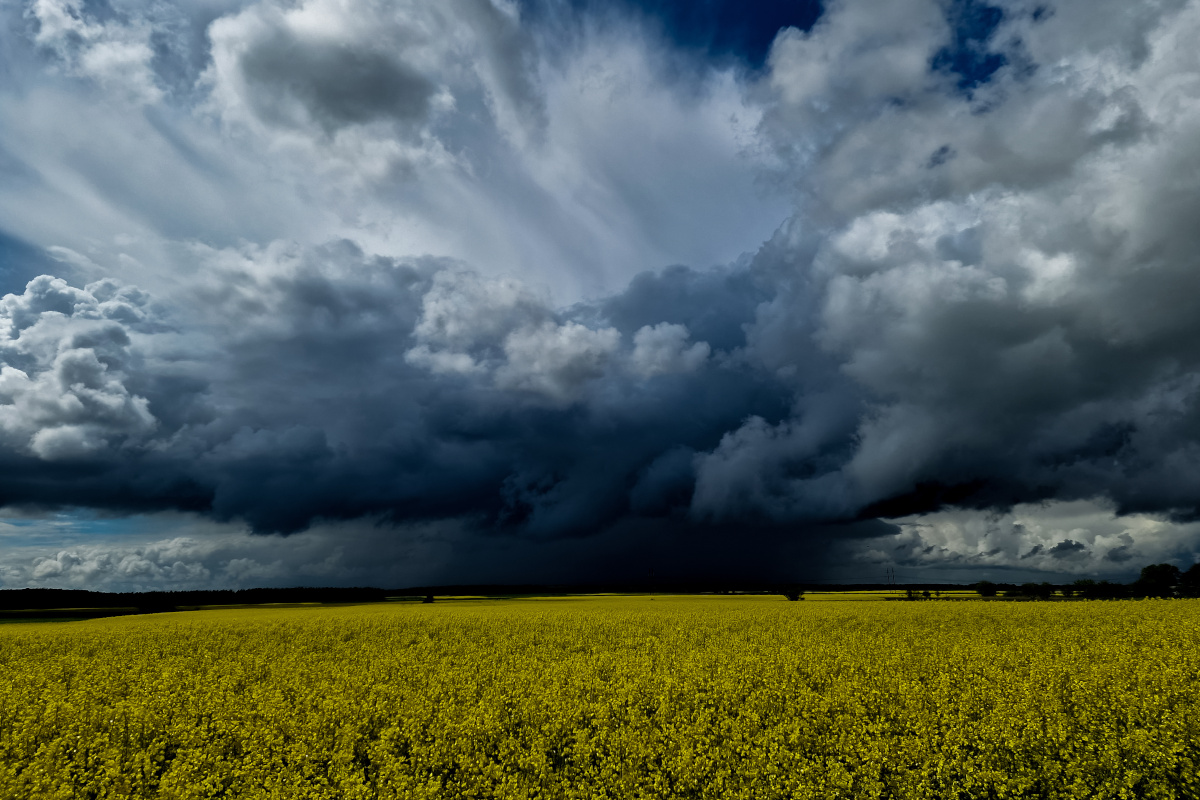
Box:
0 596 1196 799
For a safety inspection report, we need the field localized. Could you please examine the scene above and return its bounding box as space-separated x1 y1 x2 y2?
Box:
1 596 1197 799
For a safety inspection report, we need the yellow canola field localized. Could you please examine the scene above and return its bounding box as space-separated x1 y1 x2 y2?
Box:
1 596 1198 799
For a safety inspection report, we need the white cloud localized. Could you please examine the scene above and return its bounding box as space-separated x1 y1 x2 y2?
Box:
762 0 950 163
0 513 468 592
407 268 548 369
0 275 157 460
5 0 789 305
26 0 163 103
497 320 619 402
737 0 1200 522
629 323 709 377
405 267 620 403
842 499 1200 580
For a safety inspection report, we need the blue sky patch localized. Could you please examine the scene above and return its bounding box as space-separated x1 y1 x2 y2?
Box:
522 0 823 68
932 0 1007 91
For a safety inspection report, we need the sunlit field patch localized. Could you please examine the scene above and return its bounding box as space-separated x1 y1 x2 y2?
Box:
1 596 1197 799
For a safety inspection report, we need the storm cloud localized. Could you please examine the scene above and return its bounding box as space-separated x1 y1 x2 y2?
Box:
3 0 1200 585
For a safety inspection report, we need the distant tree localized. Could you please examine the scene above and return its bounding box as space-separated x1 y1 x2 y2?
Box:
974 581 998 597
1020 582 1051 600
422 594 435 604
1180 564 1200 598
1101 580 1128 599
921 590 932 600
1075 580 1126 600
783 588 805 601
1132 564 1182 598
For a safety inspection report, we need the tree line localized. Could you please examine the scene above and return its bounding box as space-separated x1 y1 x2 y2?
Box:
973 563 1200 600
0 586 388 613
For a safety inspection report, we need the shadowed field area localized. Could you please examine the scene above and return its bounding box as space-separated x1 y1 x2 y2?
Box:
1 596 1197 799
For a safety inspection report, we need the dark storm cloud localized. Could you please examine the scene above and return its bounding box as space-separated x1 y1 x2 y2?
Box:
5 0 1200 586
238 28 436 132
1048 539 1086 559
1105 546 1133 563
597 262 770 353
0 242 800 541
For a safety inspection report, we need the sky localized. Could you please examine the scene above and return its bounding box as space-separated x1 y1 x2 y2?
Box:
2 0 1200 591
